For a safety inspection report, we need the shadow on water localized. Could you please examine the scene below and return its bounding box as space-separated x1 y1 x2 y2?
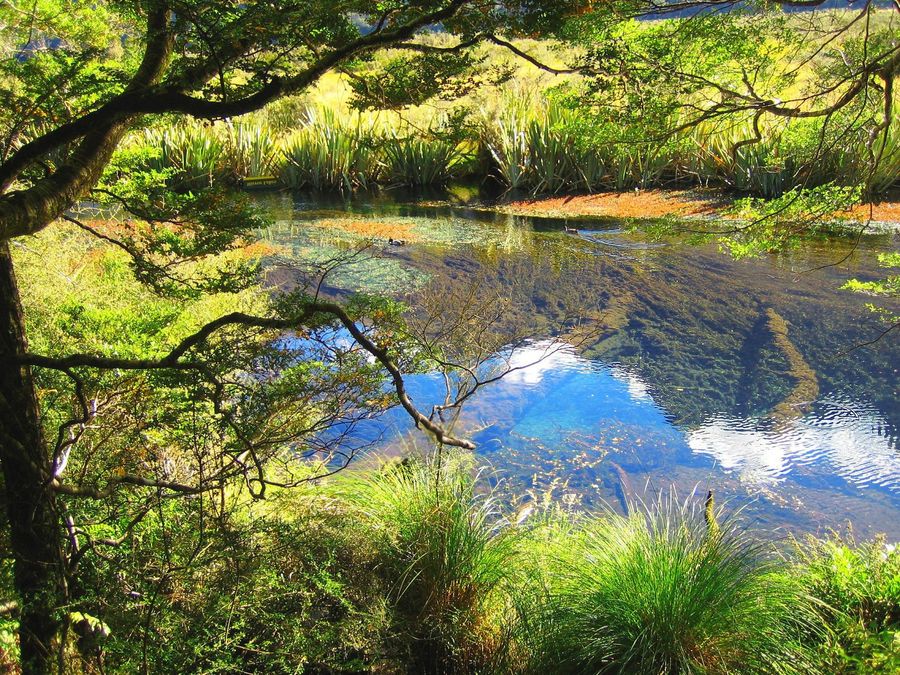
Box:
258 188 900 539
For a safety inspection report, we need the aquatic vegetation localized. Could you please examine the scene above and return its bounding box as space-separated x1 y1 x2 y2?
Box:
279 108 383 191
261 225 430 294
224 121 279 179
266 213 526 254
143 123 227 188
383 135 469 186
521 497 824 674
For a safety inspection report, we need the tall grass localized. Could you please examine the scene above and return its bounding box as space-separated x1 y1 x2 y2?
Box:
341 456 519 674
144 124 227 188
520 496 824 674
382 135 468 186
225 121 278 179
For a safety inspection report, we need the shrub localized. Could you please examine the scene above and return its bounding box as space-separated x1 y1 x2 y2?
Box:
382 135 467 186
796 533 900 673
278 107 382 191
91 492 390 674
143 123 227 189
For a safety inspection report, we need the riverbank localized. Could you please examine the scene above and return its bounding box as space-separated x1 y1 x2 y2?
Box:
488 188 900 228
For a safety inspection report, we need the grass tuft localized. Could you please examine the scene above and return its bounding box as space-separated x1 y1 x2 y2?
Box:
341 455 519 674
522 495 824 674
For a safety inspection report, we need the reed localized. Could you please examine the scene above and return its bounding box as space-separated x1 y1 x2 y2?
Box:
279 107 382 191
382 135 468 186
144 123 227 188
133 97 898 198
224 121 278 179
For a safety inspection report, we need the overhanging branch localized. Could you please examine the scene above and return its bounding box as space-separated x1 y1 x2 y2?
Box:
14 301 476 450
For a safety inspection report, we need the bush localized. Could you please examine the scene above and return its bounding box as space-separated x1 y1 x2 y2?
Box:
279 107 382 191
382 135 468 186
77 491 391 674
797 533 900 673
342 455 519 674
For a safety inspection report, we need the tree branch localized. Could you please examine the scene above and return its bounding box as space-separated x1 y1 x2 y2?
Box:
0 0 469 223
15 301 476 449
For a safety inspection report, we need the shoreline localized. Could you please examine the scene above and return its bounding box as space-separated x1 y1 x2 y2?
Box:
481 188 900 229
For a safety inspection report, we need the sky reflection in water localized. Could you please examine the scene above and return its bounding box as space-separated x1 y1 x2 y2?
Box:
260 193 900 538
376 339 900 537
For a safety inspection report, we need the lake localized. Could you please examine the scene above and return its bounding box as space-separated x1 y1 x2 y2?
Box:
257 189 900 540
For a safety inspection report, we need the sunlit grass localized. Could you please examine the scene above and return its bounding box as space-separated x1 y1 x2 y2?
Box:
338 455 519 673
383 135 469 186
519 495 825 674
126 30 899 199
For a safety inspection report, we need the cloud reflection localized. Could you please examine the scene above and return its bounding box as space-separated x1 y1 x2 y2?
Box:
687 402 900 490
495 341 900 492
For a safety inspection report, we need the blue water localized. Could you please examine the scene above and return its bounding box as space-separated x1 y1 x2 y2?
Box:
259 191 900 538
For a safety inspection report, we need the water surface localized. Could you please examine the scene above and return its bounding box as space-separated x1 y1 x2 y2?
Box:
258 190 900 539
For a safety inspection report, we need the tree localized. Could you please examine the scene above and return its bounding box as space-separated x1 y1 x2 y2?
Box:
578 1 897 194
0 2 594 671
0 0 894 671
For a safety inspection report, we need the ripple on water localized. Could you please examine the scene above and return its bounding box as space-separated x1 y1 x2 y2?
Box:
687 395 900 491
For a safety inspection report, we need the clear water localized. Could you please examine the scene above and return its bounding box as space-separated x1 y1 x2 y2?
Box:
258 189 900 539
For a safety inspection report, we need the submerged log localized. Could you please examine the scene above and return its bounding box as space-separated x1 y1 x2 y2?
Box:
607 461 634 516
765 307 819 422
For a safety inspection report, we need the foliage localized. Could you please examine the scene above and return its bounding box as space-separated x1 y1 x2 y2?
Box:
83 490 391 674
350 51 489 110
795 533 900 673
721 183 863 258
340 455 520 674
279 108 383 191
843 252 900 298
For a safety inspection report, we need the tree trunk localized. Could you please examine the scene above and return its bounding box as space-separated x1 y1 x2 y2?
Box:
0 240 64 674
